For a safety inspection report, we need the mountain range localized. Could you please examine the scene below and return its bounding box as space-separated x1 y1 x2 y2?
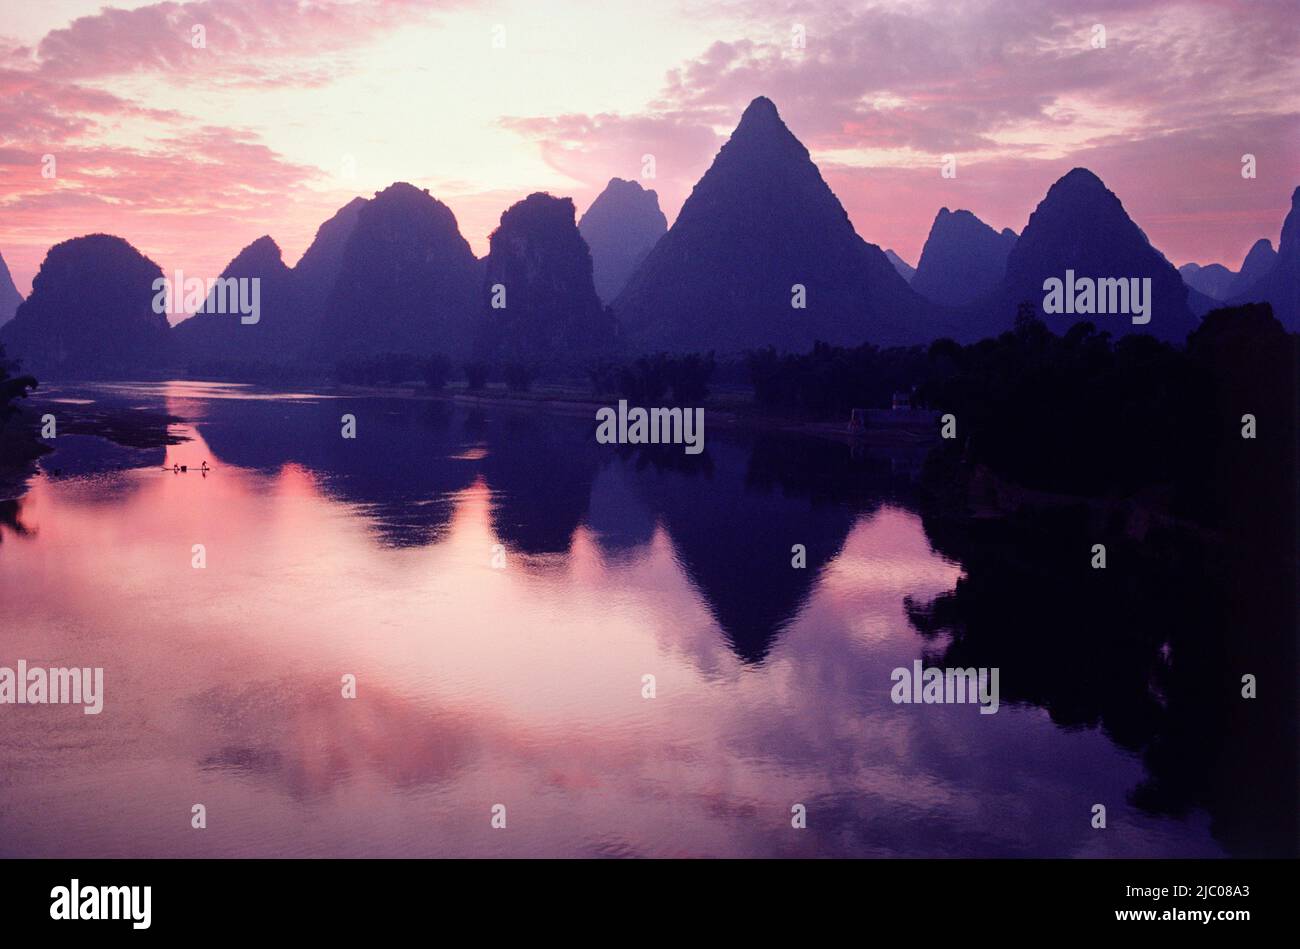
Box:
2 96 1297 379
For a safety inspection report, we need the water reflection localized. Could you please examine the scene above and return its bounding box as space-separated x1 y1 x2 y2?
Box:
0 381 1274 857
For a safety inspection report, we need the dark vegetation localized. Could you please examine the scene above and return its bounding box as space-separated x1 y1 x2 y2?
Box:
918 303 1297 526
747 341 929 417
589 352 716 404
0 343 46 493
903 303 1299 858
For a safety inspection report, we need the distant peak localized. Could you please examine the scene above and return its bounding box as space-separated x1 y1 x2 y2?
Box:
1054 167 1107 191
372 181 432 203
604 177 643 192
735 95 784 134
244 235 281 256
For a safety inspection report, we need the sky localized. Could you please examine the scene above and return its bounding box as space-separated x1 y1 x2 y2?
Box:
1 0 1297 300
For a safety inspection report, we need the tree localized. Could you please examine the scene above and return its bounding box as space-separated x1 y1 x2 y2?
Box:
0 344 38 424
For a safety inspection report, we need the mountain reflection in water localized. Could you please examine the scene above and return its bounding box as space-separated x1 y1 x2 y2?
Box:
0 381 1288 858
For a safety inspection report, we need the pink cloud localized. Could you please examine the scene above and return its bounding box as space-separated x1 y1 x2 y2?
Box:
30 0 451 87
504 0 1299 268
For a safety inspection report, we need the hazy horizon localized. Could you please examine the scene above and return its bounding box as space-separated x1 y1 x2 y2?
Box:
1 0 1297 299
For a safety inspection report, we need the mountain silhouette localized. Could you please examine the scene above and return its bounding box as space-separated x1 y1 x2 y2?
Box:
579 178 667 304
997 168 1199 343
478 192 616 369
1225 237 1277 298
1179 261 1236 300
317 183 481 361
884 249 916 282
0 234 171 378
911 208 1016 306
173 236 299 366
293 196 368 342
613 96 938 354
0 250 22 326
1227 188 1298 329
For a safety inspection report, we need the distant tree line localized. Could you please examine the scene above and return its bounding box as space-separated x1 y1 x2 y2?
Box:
588 352 717 405
746 341 930 417
332 354 549 394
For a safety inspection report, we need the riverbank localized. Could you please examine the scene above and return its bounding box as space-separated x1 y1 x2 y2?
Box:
326 380 942 450
0 397 188 499
0 407 51 499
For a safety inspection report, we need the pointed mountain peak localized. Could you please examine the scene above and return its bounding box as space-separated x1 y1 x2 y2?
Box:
613 96 927 352
737 95 781 127
580 179 668 304
1236 237 1277 278
601 177 657 200
912 207 1015 306
235 234 281 260
727 96 803 156
1002 172 1197 341
221 235 287 279
1053 167 1107 192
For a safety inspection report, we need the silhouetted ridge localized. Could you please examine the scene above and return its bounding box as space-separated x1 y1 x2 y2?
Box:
884 249 915 282
995 167 1198 342
479 192 616 369
172 235 298 364
579 178 667 304
911 208 1016 306
1179 261 1236 300
0 250 22 326
1227 238 1276 298
1227 188 1299 329
318 183 481 360
614 96 940 353
0 234 171 378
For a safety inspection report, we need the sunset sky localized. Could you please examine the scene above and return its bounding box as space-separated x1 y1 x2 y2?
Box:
1 0 1296 300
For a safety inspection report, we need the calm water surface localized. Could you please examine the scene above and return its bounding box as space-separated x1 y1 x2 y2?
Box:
0 382 1224 857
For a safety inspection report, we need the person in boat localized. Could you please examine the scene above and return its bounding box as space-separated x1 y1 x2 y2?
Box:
172 464 179 473
200 461 210 471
